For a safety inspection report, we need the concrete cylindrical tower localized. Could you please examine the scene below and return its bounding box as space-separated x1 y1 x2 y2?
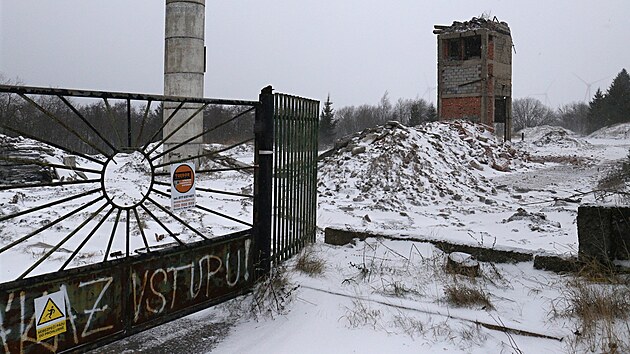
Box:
163 0 205 162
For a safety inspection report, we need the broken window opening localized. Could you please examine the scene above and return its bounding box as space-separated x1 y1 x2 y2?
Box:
445 35 481 60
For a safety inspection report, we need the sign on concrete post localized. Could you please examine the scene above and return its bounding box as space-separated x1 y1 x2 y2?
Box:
170 162 196 211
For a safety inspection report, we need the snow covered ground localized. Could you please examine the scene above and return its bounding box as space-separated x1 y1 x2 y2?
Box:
211 122 629 354
2 122 630 353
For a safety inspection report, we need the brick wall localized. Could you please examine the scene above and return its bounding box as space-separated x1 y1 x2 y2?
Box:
441 97 482 120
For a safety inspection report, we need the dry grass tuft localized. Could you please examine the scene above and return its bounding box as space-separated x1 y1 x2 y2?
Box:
251 267 298 319
553 264 630 353
294 247 325 276
444 283 494 310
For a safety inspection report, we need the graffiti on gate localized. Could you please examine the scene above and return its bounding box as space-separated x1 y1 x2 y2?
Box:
0 235 253 353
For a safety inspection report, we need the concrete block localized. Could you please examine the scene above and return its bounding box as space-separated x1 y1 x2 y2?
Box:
577 206 612 262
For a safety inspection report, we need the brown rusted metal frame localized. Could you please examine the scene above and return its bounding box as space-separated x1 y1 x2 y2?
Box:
57 95 118 153
60 206 117 270
145 102 209 156
152 105 255 161
153 165 256 177
0 85 259 276
152 180 254 198
0 188 101 223
17 200 109 280
0 124 107 165
0 196 104 254
151 137 255 168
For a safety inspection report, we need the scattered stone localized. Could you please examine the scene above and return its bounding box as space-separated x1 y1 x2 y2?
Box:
351 146 366 155
363 214 371 222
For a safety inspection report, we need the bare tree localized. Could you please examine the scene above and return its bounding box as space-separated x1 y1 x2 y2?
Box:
512 97 556 131
557 102 589 134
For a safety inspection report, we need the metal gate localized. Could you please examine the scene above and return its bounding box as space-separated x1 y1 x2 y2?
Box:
0 84 318 353
271 94 319 263
0 85 266 353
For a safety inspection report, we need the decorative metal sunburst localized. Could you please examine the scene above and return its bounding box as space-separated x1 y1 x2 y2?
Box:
0 85 259 281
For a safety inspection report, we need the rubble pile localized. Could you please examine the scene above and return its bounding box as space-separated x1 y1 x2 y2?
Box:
589 122 630 140
0 135 58 184
516 126 589 148
433 16 511 36
318 121 528 211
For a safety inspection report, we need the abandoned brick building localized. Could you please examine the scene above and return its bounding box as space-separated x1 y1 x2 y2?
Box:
434 17 513 140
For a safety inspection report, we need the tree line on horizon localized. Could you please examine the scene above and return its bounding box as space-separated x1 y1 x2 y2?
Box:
512 68 630 134
0 77 255 155
318 92 437 147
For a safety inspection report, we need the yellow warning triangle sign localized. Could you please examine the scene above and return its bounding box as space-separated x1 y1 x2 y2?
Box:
37 298 64 326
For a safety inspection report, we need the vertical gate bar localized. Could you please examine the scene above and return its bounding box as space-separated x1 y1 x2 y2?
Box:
300 101 311 246
291 97 298 257
297 99 308 250
297 99 303 250
278 95 285 261
308 100 314 243
254 86 274 277
288 96 295 259
282 96 290 261
311 100 318 242
278 95 284 261
307 101 313 243
296 98 302 253
272 94 280 265
127 98 132 148
313 101 319 242
126 209 130 257
285 96 291 259
304 100 310 244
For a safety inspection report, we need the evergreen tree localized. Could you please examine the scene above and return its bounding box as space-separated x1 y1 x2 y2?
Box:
409 102 422 126
604 68 630 126
586 68 630 133
587 89 606 133
319 94 336 147
427 103 438 122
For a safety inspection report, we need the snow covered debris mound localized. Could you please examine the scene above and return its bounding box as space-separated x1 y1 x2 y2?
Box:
516 126 588 148
0 134 59 183
589 122 630 139
318 121 527 211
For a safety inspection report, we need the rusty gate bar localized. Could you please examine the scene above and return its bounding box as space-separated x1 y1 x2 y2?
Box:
0 85 259 106
271 93 319 264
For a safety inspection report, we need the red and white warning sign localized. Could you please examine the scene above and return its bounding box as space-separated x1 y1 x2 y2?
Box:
34 290 67 341
170 162 196 211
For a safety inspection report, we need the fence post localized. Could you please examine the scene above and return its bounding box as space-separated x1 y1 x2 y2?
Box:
254 85 274 277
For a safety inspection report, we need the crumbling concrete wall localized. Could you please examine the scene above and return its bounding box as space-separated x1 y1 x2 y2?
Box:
577 205 630 262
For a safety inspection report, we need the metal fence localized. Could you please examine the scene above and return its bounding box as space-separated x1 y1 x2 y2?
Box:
272 93 319 263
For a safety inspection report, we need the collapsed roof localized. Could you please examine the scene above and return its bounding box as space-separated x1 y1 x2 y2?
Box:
433 16 511 36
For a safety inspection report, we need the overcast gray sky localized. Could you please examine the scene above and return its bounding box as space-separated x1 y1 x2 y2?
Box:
1 0 629 109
